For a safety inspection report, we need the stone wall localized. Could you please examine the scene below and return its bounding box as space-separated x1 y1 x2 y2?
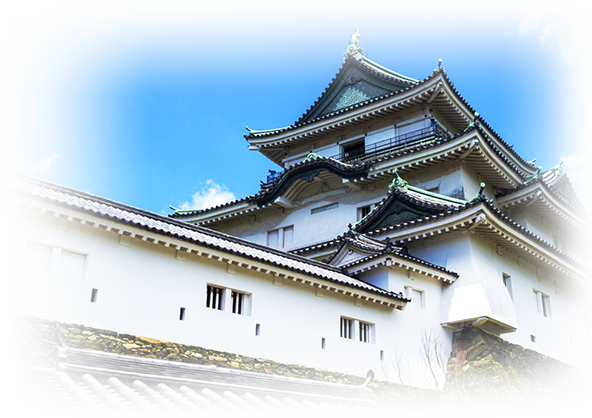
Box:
451 328 592 402
4 313 374 398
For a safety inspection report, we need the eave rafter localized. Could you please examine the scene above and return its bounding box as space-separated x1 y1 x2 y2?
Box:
249 77 449 164
344 254 457 283
364 130 524 188
371 204 586 281
15 197 404 309
497 183 588 230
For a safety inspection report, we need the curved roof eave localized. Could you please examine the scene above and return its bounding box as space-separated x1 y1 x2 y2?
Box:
366 198 586 279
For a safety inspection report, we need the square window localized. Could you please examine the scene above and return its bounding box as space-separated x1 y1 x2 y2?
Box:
533 289 551 318
357 204 377 221
206 285 224 310
359 321 372 343
503 273 513 300
340 317 353 339
231 290 246 315
343 141 365 161
267 226 294 249
405 286 425 309
58 249 86 280
25 242 52 274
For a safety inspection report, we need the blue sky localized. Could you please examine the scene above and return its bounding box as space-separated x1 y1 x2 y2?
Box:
3 1 590 213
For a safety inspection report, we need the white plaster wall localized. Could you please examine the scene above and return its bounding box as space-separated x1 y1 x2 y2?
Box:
405 232 590 369
214 177 393 250
8 206 451 388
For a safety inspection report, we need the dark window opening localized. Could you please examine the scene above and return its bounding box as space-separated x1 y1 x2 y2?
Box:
206 285 224 310
179 307 186 320
231 290 244 315
344 141 365 160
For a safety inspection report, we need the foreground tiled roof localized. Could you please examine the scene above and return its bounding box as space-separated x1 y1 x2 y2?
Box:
8 172 405 303
5 346 396 418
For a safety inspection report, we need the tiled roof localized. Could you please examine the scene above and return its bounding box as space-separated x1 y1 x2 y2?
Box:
27 340 382 416
328 230 458 279
496 164 585 215
170 155 371 218
365 194 583 269
7 173 407 303
353 177 466 234
245 57 536 178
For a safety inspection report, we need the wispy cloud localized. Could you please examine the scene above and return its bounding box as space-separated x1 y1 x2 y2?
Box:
516 4 592 193
180 180 236 210
37 152 60 171
516 4 550 36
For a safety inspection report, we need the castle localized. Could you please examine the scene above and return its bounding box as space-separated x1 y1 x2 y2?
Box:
8 30 589 395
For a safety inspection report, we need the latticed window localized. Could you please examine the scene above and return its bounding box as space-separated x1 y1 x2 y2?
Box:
206 285 224 310
340 317 353 339
231 290 245 315
359 321 371 343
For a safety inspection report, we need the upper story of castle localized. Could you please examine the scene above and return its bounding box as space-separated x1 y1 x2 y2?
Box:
169 30 587 270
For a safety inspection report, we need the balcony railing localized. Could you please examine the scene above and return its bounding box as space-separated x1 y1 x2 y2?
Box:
264 125 450 184
328 124 450 164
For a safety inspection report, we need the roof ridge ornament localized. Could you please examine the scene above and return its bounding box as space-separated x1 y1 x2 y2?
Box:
388 170 408 192
344 28 363 61
303 152 322 162
524 166 542 183
465 112 480 131
432 58 445 74
469 182 486 203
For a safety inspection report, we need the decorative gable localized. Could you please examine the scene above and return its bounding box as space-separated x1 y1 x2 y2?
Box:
300 57 412 124
360 198 443 232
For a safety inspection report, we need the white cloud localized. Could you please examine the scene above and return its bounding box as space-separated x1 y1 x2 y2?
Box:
559 22 592 66
559 154 589 208
37 152 60 171
539 20 563 48
516 4 550 36
584 123 592 147
180 180 236 210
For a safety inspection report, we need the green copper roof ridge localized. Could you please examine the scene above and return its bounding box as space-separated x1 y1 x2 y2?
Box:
169 204 205 215
359 55 418 83
406 184 468 205
246 125 291 136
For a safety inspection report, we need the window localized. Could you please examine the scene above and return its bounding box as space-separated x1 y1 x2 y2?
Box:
267 226 293 249
405 286 425 309
503 273 513 300
311 203 338 215
207 285 251 316
179 307 186 321
24 242 87 280
206 285 224 310
357 203 377 221
340 317 353 339
340 316 373 343
533 289 551 318
359 321 372 343
343 141 365 160
90 288 98 303
553 235 567 253
231 290 246 315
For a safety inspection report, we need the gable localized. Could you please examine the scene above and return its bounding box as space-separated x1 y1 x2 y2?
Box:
300 57 411 124
356 194 446 234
